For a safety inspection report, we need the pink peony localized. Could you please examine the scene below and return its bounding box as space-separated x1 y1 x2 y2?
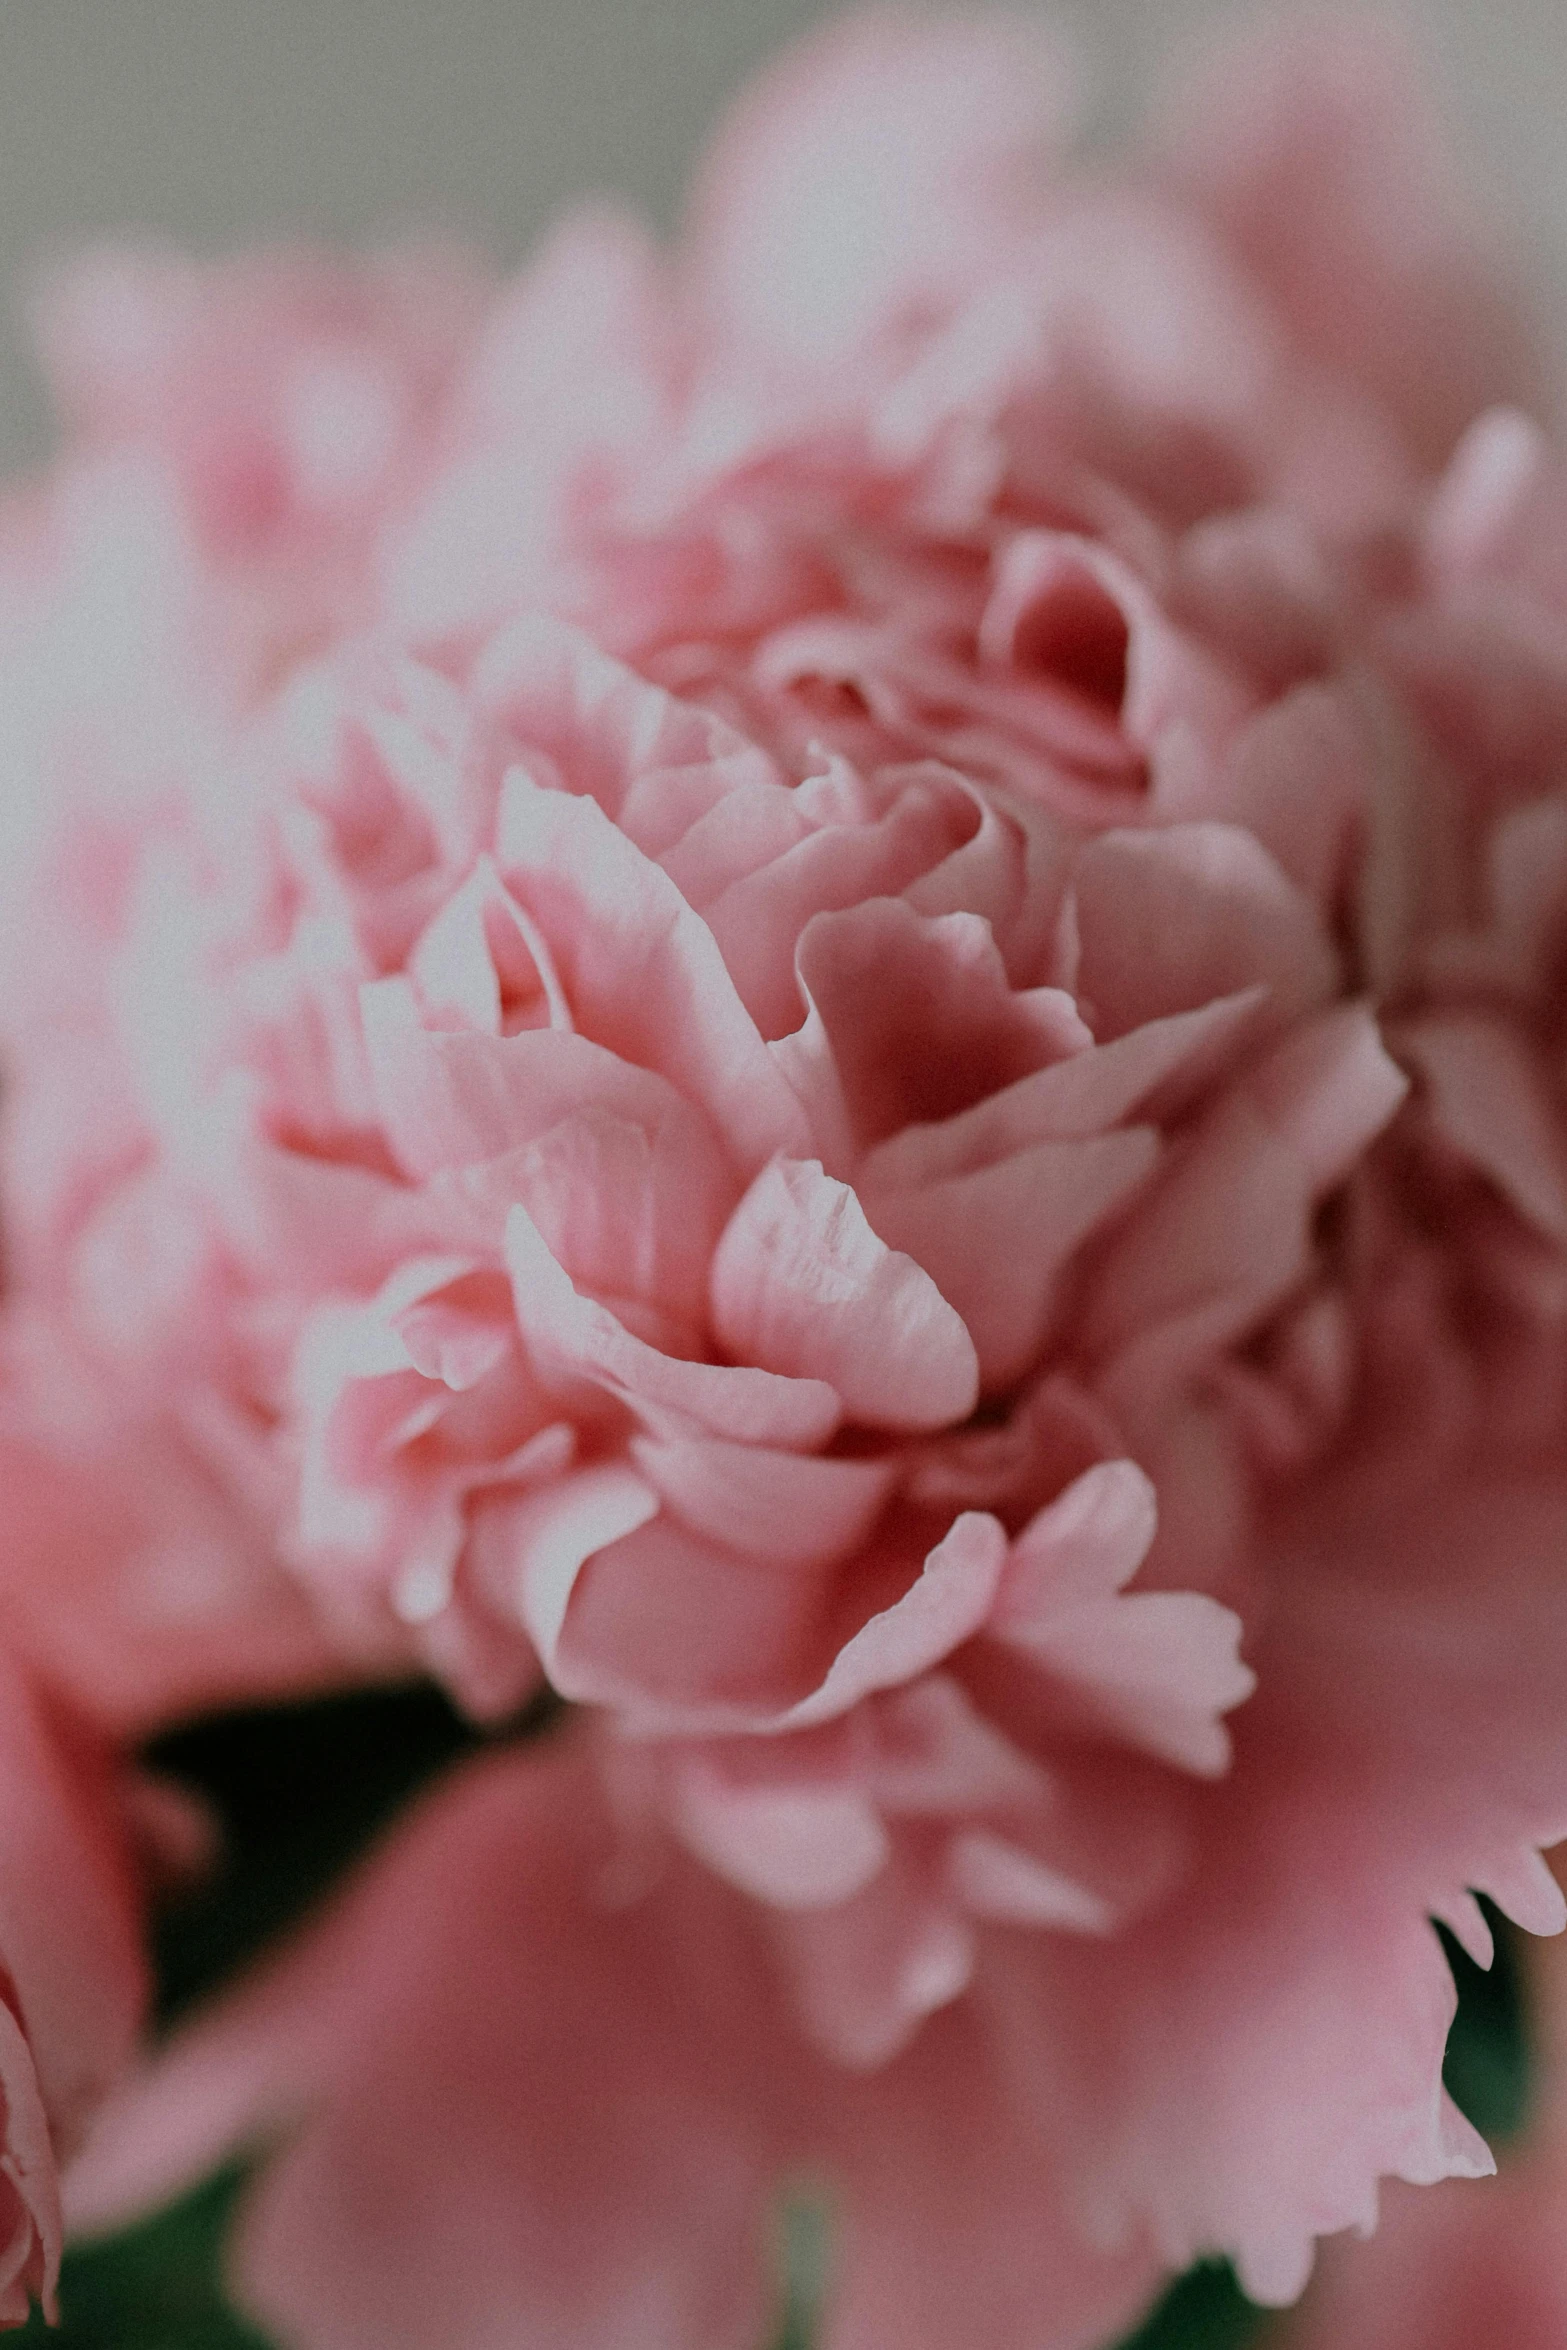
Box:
5 6 1567 2341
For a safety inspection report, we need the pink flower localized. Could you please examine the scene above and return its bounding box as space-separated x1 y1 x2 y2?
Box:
6 594 1292 1758
67 1726 1163 2350
63 1473 1567 2340
0 241 485 1010
0 1654 145 2324
0 1310 340 1737
4 6 1567 2339
33 242 485 579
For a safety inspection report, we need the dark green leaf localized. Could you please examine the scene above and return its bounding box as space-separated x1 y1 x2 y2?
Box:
1109 2264 1274 2350
1438 1899 1531 2142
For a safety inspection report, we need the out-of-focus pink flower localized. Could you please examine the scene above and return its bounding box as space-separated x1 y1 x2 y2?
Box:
1156 14 1550 474
0 1311 343 1738
33 243 486 578
0 1655 145 2324
66 1726 1164 2350
0 242 486 992
3 5 1567 2338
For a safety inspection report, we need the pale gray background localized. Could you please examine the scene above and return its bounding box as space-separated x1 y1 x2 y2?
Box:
0 0 1564 470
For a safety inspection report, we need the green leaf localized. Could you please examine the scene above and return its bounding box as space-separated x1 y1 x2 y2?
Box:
770 2189 832 2350
1110 2264 1274 2350
1438 1899 1531 2143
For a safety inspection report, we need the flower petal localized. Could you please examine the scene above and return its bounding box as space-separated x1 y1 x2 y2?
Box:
710 1157 978 1432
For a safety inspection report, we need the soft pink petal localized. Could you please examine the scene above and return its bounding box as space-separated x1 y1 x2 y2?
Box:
385 210 668 636
1425 406 1567 606
1279 2171 1567 2350
1161 15 1546 467
473 610 779 829
493 770 809 1169
506 1202 841 1446
696 765 979 1041
778 896 1076 1157
1086 1006 1408 1377
1197 677 1367 905
981 529 1252 772
1400 1011 1567 1245
865 1127 1159 1388
0 1324 341 1736
858 988 1264 1197
988 1464 1254 1774
503 1104 739 1334
362 976 700 1181
709 1157 978 1431
490 1463 662 1669
68 1728 1158 2350
672 1753 892 1910
781 1512 1010 1732
70 1742 784 2350
685 5 1074 370
980 1470 1567 2304
993 1459 1158 1616
1069 822 1340 1041
779 1859 976 2070
552 1508 1006 1733
407 853 571 1035
818 1985 1161 2350
629 1433 895 1566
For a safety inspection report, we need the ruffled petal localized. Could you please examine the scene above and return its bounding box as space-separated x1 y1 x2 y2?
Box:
493 769 809 1170
506 1202 840 1447
986 1461 1253 1771
709 1157 978 1431
865 1128 1158 1389
976 1471 1567 2304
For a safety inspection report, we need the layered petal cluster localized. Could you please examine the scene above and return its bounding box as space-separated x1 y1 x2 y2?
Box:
4 589 1289 2003
3 7 1567 2345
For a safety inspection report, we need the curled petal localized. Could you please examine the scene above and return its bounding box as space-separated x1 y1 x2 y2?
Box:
506 1202 841 1447
710 1157 978 1432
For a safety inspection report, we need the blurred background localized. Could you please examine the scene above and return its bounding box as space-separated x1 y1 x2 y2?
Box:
1 0 1566 471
